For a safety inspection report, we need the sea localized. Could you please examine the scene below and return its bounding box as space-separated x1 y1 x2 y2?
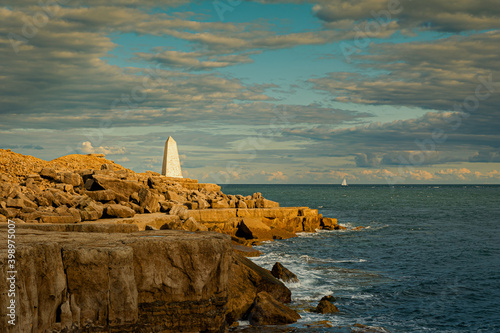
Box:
220 184 500 333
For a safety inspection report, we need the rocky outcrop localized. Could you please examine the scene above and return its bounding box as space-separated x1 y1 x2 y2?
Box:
247 291 301 326
0 150 347 331
271 262 299 283
0 150 339 245
0 229 231 333
315 295 340 314
226 253 292 325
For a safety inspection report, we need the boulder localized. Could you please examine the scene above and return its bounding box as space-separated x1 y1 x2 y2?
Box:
160 217 208 232
91 175 142 198
236 217 272 240
138 188 159 213
105 204 135 218
244 199 256 208
6 197 38 209
255 198 280 208
165 190 183 202
86 189 116 202
320 217 338 230
184 201 198 210
80 201 104 221
60 172 82 186
247 291 300 326
226 253 291 324
40 167 58 181
196 198 210 209
315 295 339 314
271 262 299 283
169 204 189 220
211 199 230 209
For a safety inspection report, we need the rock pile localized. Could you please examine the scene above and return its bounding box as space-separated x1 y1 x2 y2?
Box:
0 149 344 242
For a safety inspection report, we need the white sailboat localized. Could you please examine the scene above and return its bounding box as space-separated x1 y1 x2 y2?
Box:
341 178 348 187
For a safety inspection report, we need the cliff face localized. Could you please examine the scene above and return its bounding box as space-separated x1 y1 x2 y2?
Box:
0 229 231 333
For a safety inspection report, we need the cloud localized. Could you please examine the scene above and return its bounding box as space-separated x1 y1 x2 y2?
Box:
311 0 500 32
0 144 43 150
436 168 471 180
355 153 380 167
265 171 288 181
310 31 500 115
135 50 256 71
469 149 500 163
79 141 126 155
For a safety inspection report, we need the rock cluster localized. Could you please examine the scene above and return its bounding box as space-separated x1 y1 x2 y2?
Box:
0 150 347 331
0 150 343 243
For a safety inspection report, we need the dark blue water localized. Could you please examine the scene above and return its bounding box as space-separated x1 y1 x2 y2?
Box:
221 185 500 333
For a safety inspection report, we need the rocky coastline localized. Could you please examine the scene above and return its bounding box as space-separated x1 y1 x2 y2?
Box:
0 149 347 332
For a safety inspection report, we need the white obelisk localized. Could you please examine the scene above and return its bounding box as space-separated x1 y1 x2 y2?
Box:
161 136 183 178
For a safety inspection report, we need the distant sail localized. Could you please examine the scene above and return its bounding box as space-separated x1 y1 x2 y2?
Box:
341 178 347 186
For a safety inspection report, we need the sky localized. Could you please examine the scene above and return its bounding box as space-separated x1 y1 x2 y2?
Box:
1 0 499 184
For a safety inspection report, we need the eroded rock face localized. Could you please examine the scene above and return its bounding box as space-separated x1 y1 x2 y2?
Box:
0 229 232 333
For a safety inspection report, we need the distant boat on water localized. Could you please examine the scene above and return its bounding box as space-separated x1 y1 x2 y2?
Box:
341 178 348 186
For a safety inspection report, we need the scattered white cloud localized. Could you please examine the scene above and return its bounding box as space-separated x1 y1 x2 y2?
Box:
80 141 126 155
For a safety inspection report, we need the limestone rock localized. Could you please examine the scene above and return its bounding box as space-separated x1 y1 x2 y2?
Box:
256 198 280 208
0 229 232 333
271 262 299 283
165 190 183 202
321 217 338 230
237 200 247 209
169 204 189 220
247 291 300 326
60 172 82 186
196 198 210 209
236 217 272 240
40 167 58 180
244 199 256 208
315 295 339 314
40 214 78 224
138 187 159 213
6 197 37 209
86 189 116 202
80 201 104 221
160 217 208 232
91 175 141 198
211 199 230 209
105 204 135 218
226 253 291 324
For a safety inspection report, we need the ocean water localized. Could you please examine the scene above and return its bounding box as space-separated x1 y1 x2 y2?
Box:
221 184 500 333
